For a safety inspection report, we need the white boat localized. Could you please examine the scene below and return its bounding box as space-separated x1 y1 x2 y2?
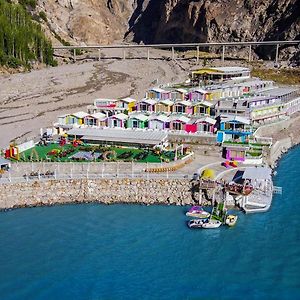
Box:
225 215 238 227
188 219 206 228
186 206 210 219
201 219 222 229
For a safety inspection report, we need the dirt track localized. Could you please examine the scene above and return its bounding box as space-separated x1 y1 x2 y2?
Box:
0 48 191 149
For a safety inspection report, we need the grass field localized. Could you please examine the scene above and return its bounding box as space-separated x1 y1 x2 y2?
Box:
18 144 178 163
251 67 300 85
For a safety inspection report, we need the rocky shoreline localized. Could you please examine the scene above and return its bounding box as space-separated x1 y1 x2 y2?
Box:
261 113 300 169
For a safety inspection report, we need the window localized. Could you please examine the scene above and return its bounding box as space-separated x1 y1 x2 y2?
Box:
176 105 185 113
132 120 138 128
173 122 182 131
140 104 148 111
113 119 118 127
199 106 206 114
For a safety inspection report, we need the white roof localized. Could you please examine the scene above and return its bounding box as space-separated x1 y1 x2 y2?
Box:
129 114 149 121
67 128 168 146
149 114 170 122
94 98 118 103
140 98 157 105
196 117 216 125
91 112 106 120
170 115 190 123
159 99 174 106
72 111 89 118
242 167 271 180
151 87 167 93
176 88 188 93
110 113 128 121
194 88 209 94
176 100 192 106
58 114 70 118
210 67 250 73
261 87 299 97
200 101 213 107
120 97 136 103
222 115 250 125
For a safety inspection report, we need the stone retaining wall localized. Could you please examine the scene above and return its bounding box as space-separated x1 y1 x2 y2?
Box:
0 178 199 210
268 138 293 167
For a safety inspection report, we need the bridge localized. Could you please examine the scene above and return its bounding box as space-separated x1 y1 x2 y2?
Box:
53 40 300 63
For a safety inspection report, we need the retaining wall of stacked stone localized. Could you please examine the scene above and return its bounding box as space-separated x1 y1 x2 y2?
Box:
0 178 198 210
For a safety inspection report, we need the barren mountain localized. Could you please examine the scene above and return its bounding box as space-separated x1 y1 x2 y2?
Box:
35 0 135 45
31 0 299 61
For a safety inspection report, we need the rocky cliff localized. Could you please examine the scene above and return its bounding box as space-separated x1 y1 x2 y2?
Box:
32 0 299 60
35 0 135 44
126 0 300 61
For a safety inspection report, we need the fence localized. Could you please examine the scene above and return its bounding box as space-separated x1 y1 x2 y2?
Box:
0 171 191 185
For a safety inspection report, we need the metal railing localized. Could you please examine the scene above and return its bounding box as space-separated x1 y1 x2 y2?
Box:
53 40 300 63
273 186 283 195
53 40 300 50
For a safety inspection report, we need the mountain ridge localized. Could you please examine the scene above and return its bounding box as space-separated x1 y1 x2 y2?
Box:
12 0 300 63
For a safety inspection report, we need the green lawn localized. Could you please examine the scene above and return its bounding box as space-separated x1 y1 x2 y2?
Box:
18 144 177 163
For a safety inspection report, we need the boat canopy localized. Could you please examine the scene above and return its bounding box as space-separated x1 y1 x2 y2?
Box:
242 167 271 180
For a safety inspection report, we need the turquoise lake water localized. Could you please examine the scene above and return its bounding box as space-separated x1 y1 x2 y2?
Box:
0 147 300 300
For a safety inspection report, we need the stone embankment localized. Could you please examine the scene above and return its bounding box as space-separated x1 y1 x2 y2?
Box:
256 113 300 167
0 178 201 210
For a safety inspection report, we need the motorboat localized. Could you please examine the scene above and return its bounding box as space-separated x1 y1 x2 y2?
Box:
201 219 222 229
186 206 210 219
225 215 238 227
187 219 206 228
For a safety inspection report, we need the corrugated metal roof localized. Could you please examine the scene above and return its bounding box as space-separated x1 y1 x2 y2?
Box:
221 115 250 125
261 87 299 97
210 67 250 73
67 128 168 145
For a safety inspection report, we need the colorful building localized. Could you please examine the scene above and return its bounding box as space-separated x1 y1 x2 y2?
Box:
107 113 128 128
127 114 149 129
137 98 157 113
173 101 193 114
84 112 107 127
155 100 174 113
191 67 250 84
193 101 213 115
118 97 136 112
148 114 170 130
171 88 187 101
169 115 190 131
68 112 89 126
146 88 171 100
